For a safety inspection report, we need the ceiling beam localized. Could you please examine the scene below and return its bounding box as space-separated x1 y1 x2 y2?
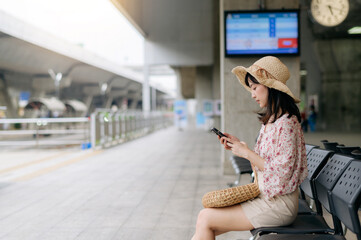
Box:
109 0 147 37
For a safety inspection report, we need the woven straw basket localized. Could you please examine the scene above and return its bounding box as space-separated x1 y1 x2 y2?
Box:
202 172 260 208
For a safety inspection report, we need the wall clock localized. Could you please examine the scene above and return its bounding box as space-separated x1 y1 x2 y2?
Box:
311 0 349 27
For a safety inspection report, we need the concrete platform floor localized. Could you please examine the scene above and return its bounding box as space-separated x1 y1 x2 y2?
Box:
0 127 251 240
0 126 359 240
304 131 361 148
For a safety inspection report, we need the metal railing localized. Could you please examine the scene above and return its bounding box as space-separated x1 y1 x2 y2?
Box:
0 117 90 147
90 110 173 149
0 110 174 148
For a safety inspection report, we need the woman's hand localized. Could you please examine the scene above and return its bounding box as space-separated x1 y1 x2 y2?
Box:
227 141 251 159
218 133 239 150
222 138 265 170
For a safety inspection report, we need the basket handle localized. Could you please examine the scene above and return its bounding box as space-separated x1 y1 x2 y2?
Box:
251 164 258 185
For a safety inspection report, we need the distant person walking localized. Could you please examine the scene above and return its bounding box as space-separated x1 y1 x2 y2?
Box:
300 110 308 132
308 104 317 132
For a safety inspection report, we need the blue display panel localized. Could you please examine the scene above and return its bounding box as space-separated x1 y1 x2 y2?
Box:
224 10 300 56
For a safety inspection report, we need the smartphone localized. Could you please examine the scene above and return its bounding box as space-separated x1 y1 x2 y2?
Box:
210 127 227 138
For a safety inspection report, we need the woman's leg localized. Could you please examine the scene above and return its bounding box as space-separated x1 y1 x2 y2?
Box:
192 204 254 240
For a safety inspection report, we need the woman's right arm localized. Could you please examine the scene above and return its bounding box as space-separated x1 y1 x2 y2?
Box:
219 133 265 170
219 133 239 150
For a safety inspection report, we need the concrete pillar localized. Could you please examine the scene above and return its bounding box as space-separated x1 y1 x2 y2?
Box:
212 0 221 129
299 3 323 131
129 98 140 109
173 66 215 129
143 40 151 113
178 67 196 99
195 66 213 129
105 96 114 109
0 75 17 117
174 68 184 100
151 87 156 110
84 95 93 115
315 39 361 131
220 0 300 175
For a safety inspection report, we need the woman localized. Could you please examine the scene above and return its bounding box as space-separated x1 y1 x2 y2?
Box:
192 56 308 240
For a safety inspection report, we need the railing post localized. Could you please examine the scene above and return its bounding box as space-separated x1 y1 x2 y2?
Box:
35 122 39 147
115 113 120 142
108 112 113 145
91 112 96 149
99 113 105 147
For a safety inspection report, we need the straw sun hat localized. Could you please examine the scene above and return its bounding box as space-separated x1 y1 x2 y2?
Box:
231 56 300 103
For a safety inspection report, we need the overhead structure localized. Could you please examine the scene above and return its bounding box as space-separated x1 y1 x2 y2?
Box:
0 10 172 116
24 97 66 118
64 99 88 117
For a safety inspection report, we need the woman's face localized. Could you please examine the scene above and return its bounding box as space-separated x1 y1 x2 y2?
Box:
248 81 269 108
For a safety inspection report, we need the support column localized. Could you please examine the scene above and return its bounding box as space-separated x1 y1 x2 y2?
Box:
105 95 114 109
315 39 361 131
84 95 94 115
151 87 156 111
220 0 300 175
130 98 140 109
0 74 17 117
143 40 151 114
195 66 213 129
174 68 183 100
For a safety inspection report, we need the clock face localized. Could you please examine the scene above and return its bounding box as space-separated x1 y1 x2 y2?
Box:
311 0 349 27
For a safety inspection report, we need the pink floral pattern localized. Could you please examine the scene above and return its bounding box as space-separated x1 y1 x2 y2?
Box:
254 114 308 199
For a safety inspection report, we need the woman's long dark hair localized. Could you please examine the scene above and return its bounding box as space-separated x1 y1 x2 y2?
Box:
245 72 301 124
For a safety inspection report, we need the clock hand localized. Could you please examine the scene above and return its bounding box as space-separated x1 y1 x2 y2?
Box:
327 5 334 15
328 6 343 11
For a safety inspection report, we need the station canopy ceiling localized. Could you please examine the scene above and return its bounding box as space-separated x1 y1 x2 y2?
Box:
0 11 170 94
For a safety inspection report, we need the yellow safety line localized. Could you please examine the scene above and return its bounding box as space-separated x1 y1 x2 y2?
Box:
14 150 103 182
0 152 71 175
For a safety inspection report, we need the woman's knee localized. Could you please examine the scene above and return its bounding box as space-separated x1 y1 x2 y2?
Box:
197 208 216 229
196 209 213 228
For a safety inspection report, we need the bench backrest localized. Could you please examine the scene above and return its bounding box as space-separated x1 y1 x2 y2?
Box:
300 148 333 200
337 146 361 156
305 144 319 155
322 141 341 153
314 154 354 212
331 160 361 239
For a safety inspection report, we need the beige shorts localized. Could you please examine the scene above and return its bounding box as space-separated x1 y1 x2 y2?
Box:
242 172 299 228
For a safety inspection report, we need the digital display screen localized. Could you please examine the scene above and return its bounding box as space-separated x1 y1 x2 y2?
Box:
224 10 300 56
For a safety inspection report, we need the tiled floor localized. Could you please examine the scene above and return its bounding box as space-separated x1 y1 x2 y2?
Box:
0 127 251 240
0 126 359 240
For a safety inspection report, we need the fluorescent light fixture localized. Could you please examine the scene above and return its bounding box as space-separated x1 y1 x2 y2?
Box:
348 27 361 34
100 82 108 94
300 70 307 76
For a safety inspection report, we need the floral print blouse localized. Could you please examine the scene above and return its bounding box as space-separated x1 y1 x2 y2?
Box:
254 114 308 199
